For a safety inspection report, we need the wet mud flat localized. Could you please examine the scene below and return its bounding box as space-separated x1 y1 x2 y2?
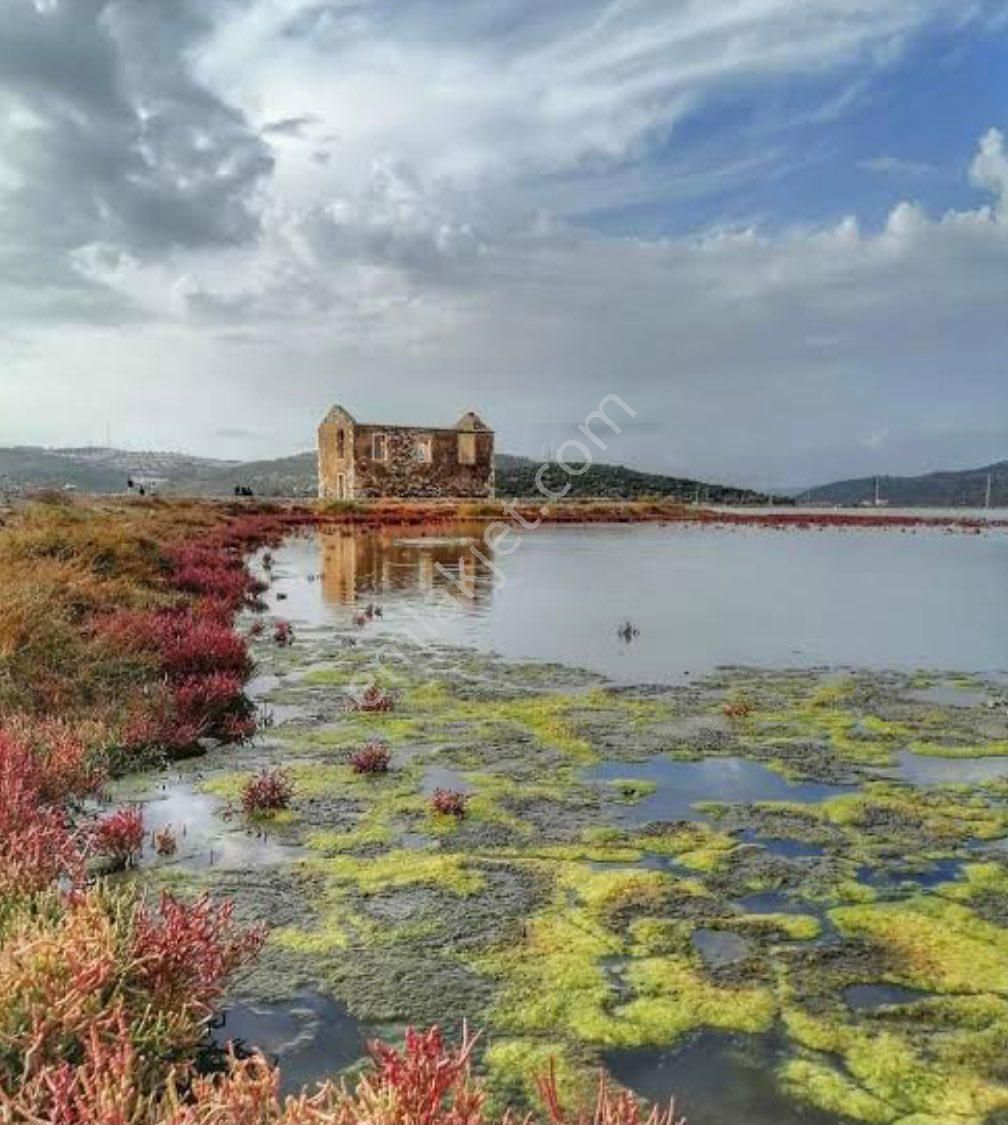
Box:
118 610 1008 1125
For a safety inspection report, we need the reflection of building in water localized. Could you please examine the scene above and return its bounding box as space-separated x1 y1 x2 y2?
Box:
320 527 495 606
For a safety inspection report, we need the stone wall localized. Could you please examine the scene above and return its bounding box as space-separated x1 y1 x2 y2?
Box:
352 424 494 499
317 407 356 500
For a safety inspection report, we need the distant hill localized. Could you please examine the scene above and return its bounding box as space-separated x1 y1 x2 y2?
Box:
0 445 773 505
171 452 319 498
494 454 773 504
803 461 1008 508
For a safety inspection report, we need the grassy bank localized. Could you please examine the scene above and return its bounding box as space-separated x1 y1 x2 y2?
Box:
0 496 678 1124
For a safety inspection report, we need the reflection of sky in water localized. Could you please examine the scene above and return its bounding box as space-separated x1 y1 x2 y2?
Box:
892 748 1008 785
605 1030 841 1125
142 782 304 871
216 992 363 1094
263 524 1008 684
587 756 848 824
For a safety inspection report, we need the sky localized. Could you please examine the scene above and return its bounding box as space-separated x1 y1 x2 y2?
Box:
1 0 1006 489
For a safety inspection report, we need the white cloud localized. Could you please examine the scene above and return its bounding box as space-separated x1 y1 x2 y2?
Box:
1 0 1007 482
970 127 1008 217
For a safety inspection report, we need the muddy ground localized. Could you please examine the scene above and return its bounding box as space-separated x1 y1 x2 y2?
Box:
117 610 1008 1124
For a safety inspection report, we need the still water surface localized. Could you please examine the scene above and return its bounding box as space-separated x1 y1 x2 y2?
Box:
245 521 1007 1121
268 523 1008 681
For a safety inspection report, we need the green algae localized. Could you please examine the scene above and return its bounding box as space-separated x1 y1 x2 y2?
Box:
606 778 658 802
122 621 1008 1120
831 897 1008 994
780 1000 1008 1123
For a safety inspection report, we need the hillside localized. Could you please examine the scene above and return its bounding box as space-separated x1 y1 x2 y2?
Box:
171 452 319 498
494 454 772 504
0 445 773 504
804 460 1008 508
0 447 132 494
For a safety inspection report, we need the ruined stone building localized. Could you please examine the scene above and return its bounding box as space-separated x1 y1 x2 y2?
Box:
318 405 494 501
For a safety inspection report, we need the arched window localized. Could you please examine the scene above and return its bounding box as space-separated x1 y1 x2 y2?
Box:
336 429 345 458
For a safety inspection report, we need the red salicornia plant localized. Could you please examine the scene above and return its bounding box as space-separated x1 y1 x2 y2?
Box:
349 741 391 774
722 697 753 719
241 768 293 815
153 825 178 856
273 620 294 647
153 1023 685 1125
431 789 468 818
349 684 395 712
92 806 145 869
536 1059 685 1125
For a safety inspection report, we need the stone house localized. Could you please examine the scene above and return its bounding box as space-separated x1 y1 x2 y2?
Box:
318 405 495 500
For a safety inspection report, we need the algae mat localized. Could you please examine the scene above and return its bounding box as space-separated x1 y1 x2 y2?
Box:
122 615 1008 1125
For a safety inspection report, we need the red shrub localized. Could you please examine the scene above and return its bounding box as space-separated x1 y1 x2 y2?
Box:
349 741 391 774
273 620 294 647
96 609 251 681
0 892 265 1125
166 544 266 615
131 892 265 1016
431 789 467 818
153 825 177 856
359 1024 485 1125
173 672 253 742
92 806 144 868
0 728 85 896
220 712 258 742
0 718 100 805
95 609 253 750
349 684 395 712
157 617 251 681
248 621 265 638
722 698 753 719
537 1059 684 1125
241 768 293 815
120 691 205 754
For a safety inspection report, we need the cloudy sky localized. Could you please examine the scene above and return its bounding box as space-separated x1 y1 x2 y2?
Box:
1 0 1006 487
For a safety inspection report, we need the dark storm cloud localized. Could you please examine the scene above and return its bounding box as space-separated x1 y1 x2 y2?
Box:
1 0 1007 485
0 0 272 320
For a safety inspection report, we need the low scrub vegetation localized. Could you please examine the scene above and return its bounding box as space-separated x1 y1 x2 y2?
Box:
432 788 469 818
349 684 396 712
0 497 683 1122
92 804 145 869
241 767 294 815
349 740 392 774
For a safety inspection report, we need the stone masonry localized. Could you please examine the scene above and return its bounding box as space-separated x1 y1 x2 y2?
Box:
318 405 494 500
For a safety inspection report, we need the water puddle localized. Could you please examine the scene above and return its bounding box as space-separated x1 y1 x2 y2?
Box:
605 1031 851 1125
733 892 834 939
420 765 473 796
142 781 305 871
214 991 365 1094
691 929 753 968
907 683 992 708
856 856 964 891
843 984 931 1012
586 757 847 825
892 749 1008 786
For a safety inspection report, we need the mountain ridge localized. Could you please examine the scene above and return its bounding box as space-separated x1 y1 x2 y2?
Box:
0 446 772 504
801 460 1008 508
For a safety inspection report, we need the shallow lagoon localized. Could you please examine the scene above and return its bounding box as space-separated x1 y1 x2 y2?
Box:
125 522 1008 1124
267 522 1008 682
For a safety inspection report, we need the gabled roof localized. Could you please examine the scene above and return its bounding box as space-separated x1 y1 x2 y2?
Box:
454 411 490 432
320 405 492 433
320 404 356 426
